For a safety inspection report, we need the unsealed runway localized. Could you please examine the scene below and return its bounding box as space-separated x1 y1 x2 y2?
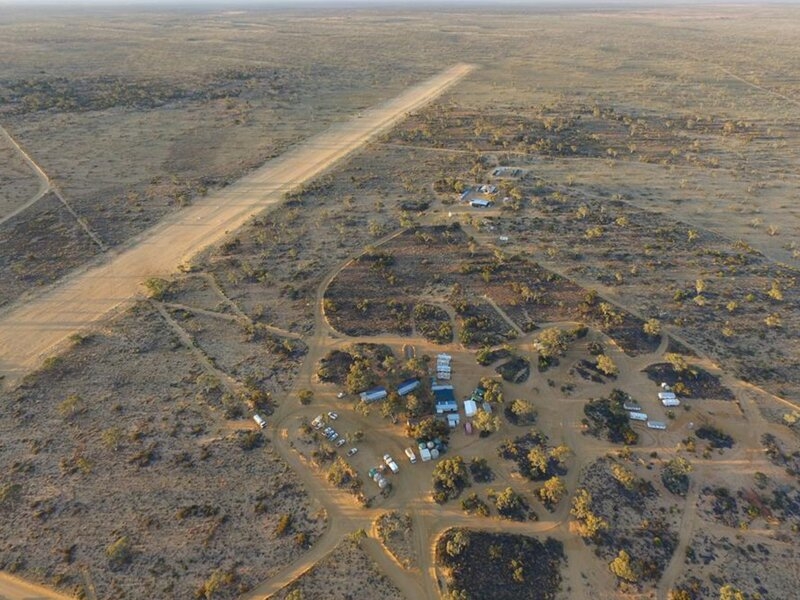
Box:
0 63 474 385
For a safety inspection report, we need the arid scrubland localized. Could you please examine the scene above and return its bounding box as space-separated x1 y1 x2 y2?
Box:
2 4 800 600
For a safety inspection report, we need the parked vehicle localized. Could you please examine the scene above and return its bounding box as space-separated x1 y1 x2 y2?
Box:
347 447 358 457
336 438 347 447
404 447 417 463
327 411 339 420
253 414 266 429
384 454 400 473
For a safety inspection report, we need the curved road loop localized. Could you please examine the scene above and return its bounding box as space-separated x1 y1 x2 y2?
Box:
0 63 474 386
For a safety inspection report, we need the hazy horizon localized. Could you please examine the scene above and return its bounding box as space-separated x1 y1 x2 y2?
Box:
2 0 798 7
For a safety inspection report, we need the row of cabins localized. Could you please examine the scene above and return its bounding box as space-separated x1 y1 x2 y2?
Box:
437 353 452 380
359 378 421 404
624 387 680 432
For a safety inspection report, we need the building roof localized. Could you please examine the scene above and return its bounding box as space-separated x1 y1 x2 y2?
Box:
435 400 459 414
432 385 456 404
397 378 420 396
360 387 387 402
464 399 478 417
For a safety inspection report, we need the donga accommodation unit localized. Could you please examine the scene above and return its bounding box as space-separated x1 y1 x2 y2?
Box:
360 387 387 403
470 198 493 208
437 353 453 380
397 378 420 397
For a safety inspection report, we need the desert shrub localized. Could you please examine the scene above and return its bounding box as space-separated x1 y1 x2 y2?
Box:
143 277 171 300
489 487 532 521
461 493 490 516
237 431 264 451
469 457 494 483
106 536 133 569
695 425 734 449
275 513 293 537
195 568 237 600
662 457 692 496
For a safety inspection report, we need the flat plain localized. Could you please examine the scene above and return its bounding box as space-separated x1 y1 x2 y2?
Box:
1 4 800 600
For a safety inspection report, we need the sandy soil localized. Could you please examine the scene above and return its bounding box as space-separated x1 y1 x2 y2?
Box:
0 572 74 600
0 63 473 386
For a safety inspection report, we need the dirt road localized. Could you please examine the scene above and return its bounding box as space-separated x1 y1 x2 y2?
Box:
0 572 75 600
0 63 474 386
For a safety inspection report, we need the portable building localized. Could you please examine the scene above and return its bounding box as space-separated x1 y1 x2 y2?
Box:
629 411 648 421
661 398 681 407
397 378 420 396
420 448 432 462
623 401 642 412
464 399 478 417
658 391 677 401
360 387 387 403
647 421 667 430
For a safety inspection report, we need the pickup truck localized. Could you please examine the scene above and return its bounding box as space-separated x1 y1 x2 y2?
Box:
383 453 400 474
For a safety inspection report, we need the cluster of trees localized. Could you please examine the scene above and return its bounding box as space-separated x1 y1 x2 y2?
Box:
327 457 361 492
432 456 471 504
497 430 571 482
505 398 537 425
583 389 639 445
661 457 692 496
413 303 453 344
570 488 608 540
488 487 531 521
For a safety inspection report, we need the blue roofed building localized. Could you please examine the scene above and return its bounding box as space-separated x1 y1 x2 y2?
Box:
396 378 420 397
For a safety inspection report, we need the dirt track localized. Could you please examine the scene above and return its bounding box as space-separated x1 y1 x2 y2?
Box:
0 63 474 386
0 572 75 600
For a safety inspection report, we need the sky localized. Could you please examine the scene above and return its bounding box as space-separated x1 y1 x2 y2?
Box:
2 0 792 5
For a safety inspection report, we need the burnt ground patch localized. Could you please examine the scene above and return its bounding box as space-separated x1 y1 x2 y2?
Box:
325 224 661 354
436 528 565 600
643 363 735 400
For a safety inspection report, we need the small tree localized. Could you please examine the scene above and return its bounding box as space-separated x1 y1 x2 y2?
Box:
609 550 638 583
537 328 569 358
538 476 567 506
611 464 636 490
473 409 501 435
643 318 661 337
665 353 688 373
508 398 537 425
719 584 746 600
298 390 313 405
527 447 550 478
596 354 618 376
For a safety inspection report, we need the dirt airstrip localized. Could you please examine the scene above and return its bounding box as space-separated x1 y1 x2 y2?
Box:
0 63 473 386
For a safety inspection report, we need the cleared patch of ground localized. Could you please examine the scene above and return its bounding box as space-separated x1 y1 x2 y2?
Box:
267 533 407 600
